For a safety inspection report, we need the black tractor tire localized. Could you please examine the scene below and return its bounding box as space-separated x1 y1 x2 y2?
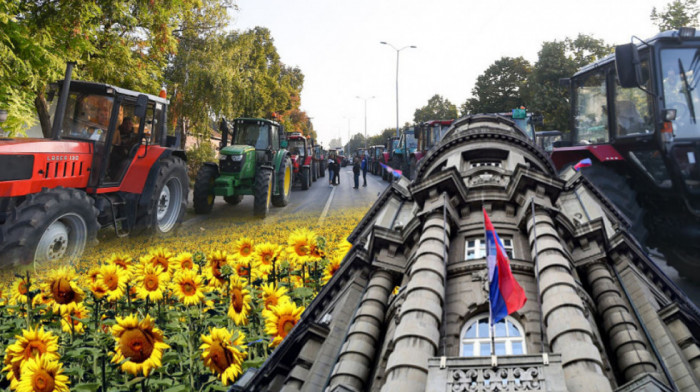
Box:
193 164 218 214
319 160 326 178
301 167 310 190
409 157 417 181
272 157 292 207
135 156 189 234
312 162 318 182
253 168 273 218
0 187 99 268
577 163 647 242
224 195 243 205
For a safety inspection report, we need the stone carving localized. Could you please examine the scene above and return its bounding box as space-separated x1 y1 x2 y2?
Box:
448 366 545 391
469 172 507 187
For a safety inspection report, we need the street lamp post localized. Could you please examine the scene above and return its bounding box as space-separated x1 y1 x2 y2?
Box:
356 96 375 149
380 41 416 138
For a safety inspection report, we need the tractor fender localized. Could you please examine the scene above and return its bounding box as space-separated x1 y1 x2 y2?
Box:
272 150 289 171
202 162 218 171
550 145 624 171
137 149 172 209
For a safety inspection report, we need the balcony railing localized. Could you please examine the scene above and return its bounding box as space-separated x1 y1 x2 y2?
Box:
426 354 566 392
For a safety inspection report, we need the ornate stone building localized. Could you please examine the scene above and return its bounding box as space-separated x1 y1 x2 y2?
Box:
236 115 700 392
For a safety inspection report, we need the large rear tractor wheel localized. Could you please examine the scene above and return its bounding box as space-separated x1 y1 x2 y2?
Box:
319 160 326 178
272 157 292 207
312 162 318 182
193 164 218 214
254 168 273 218
301 167 310 190
0 187 98 268
224 195 243 206
136 156 188 234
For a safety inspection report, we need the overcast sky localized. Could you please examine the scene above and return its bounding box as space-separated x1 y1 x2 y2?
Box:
230 0 677 147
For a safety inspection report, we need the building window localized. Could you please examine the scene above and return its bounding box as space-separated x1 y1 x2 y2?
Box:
470 160 502 169
465 238 513 260
460 315 526 357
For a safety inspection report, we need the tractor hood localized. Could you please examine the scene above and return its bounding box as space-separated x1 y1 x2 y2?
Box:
221 145 254 156
0 138 92 154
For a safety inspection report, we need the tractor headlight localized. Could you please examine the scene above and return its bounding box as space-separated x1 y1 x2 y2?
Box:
230 155 244 162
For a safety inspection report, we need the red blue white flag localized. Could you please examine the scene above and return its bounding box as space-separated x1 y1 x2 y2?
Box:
484 209 527 324
379 162 403 178
573 158 593 171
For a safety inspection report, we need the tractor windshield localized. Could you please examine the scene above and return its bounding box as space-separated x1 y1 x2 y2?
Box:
288 139 306 156
53 93 114 142
405 131 417 150
661 48 700 139
234 122 270 149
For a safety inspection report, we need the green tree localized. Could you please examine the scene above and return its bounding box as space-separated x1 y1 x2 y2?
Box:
368 127 397 147
460 57 531 116
413 94 458 123
651 0 700 31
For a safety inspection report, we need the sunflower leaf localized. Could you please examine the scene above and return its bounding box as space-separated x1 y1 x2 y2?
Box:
71 382 101 392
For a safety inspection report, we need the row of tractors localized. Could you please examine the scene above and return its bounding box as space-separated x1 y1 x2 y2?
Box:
0 65 326 268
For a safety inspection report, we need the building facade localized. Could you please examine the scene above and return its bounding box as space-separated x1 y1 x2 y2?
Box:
239 115 700 392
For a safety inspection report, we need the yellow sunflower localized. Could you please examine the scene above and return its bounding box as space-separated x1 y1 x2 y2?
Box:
230 257 261 281
199 328 247 386
87 267 101 284
2 349 22 390
9 276 30 305
111 314 170 377
286 229 318 265
263 301 305 347
0 283 5 306
204 250 233 288
135 264 167 302
227 278 252 326
16 354 69 392
334 240 352 260
107 253 134 273
174 252 197 272
322 257 342 284
146 247 176 277
43 267 84 313
89 280 109 300
4 327 60 376
260 283 289 311
97 264 128 302
171 270 206 306
253 243 280 271
60 302 89 334
231 237 255 261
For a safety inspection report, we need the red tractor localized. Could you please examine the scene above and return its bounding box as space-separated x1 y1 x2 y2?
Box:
0 64 188 268
312 142 326 180
409 119 454 179
541 28 700 275
287 132 313 190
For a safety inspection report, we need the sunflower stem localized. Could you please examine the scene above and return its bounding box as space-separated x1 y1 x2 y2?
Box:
101 346 107 391
126 282 132 312
186 310 195 390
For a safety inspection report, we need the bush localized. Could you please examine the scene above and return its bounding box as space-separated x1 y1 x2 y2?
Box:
186 140 217 180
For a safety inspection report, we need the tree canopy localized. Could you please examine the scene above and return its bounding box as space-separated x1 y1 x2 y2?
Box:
413 94 458 123
651 0 700 31
460 57 531 116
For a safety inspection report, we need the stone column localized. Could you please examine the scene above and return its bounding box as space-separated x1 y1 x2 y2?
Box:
381 212 449 392
527 209 613 392
328 269 394 391
585 262 657 381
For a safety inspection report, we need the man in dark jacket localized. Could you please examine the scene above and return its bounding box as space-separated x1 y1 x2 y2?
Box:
352 156 360 189
361 155 368 187
333 156 341 185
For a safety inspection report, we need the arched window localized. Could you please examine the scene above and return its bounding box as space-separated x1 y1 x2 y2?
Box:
460 315 526 356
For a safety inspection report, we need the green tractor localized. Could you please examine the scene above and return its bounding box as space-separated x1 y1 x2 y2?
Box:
193 118 293 217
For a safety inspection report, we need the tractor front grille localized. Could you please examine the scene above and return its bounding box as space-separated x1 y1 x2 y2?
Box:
220 156 244 173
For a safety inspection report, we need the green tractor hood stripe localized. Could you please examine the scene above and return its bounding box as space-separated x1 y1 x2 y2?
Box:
221 145 255 155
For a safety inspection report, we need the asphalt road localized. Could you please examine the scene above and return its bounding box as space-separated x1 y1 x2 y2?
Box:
183 168 388 227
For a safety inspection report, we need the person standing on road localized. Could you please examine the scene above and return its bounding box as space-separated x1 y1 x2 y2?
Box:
352 156 361 189
361 154 368 187
333 156 341 185
328 156 335 187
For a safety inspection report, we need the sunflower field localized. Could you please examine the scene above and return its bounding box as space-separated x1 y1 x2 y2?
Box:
0 208 367 392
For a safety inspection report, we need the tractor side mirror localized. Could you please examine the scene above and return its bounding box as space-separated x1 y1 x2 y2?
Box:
615 43 644 88
134 94 149 118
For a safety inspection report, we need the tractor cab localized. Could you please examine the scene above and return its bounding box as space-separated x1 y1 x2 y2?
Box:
218 118 283 174
495 108 541 141
286 132 313 190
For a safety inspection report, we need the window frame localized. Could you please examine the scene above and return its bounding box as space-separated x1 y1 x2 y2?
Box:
465 237 513 260
460 315 526 357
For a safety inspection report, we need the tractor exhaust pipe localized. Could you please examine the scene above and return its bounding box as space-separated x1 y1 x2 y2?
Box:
51 62 76 140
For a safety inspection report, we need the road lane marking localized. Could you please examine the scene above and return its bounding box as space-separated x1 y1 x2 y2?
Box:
317 184 336 225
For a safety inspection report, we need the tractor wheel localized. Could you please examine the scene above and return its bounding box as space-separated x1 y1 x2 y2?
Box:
0 187 98 268
301 167 310 190
254 168 273 218
409 157 417 181
224 195 243 205
135 156 188 234
319 160 326 178
312 162 318 182
272 157 292 207
193 164 218 214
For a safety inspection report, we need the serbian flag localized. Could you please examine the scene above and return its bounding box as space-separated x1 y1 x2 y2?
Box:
573 158 592 171
380 162 403 178
484 209 527 324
